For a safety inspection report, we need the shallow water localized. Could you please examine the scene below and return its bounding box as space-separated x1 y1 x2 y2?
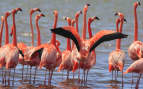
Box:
0 0 143 89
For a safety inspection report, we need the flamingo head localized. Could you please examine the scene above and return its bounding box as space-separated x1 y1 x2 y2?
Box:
12 8 22 15
84 3 90 13
75 10 82 18
30 8 41 15
88 16 100 24
53 10 58 17
36 13 45 21
63 16 71 25
134 1 141 8
5 11 11 18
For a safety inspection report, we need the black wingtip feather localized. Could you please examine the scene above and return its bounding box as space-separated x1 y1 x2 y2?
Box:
19 49 24 57
51 27 80 51
89 32 128 52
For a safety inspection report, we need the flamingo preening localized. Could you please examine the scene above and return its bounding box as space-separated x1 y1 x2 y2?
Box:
108 12 126 87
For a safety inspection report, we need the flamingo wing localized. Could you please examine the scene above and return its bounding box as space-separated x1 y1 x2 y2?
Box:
51 26 81 51
89 30 128 52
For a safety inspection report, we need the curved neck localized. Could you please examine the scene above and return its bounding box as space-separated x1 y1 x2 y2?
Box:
4 16 9 45
30 14 34 46
75 17 79 33
82 11 87 39
116 19 124 50
134 6 138 41
51 15 58 45
12 13 17 46
88 21 92 38
0 17 4 47
35 19 41 46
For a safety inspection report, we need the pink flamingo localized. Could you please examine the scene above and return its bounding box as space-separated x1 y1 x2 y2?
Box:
4 8 23 86
127 1 142 86
58 17 73 79
128 1 143 60
51 26 128 83
23 13 45 84
0 11 12 85
39 10 61 85
17 8 41 81
0 16 4 84
124 59 143 89
108 12 126 87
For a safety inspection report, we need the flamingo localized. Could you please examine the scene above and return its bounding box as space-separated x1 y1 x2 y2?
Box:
39 10 61 85
0 16 4 84
0 11 11 69
108 12 126 87
23 13 45 84
57 17 74 79
0 11 12 85
4 8 23 86
16 8 41 81
124 59 143 89
79 16 99 82
128 1 143 60
126 1 142 86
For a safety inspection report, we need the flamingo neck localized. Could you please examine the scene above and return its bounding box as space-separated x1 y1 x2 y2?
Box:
51 16 58 45
36 19 41 46
67 21 71 50
134 7 138 41
4 16 9 45
75 17 79 33
12 14 17 46
116 19 124 50
0 17 4 47
82 11 87 40
88 21 92 38
30 14 34 46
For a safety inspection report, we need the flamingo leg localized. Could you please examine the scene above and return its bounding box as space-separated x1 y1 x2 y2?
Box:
48 69 51 85
112 70 113 80
4 69 7 86
135 74 142 89
67 70 69 79
85 70 89 83
29 66 32 84
12 68 15 86
26 65 29 79
131 73 134 89
8 69 11 86
21 65 24 81
49 70 54 85
33 67 37 84
2 67 4 84
78 62 80 83
73 71 75 79
121 70 124 88
44 69 47 85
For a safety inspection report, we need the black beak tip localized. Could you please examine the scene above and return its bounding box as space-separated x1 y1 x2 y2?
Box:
124 19 127 23
96 17 100 20
87 3 90 6
138 1 141 6
114 12 118 16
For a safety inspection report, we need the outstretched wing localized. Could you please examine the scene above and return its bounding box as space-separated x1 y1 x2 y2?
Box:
51 26 82 51
89 30 128 52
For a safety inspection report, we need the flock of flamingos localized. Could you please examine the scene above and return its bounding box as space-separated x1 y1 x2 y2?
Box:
0 1 143 89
